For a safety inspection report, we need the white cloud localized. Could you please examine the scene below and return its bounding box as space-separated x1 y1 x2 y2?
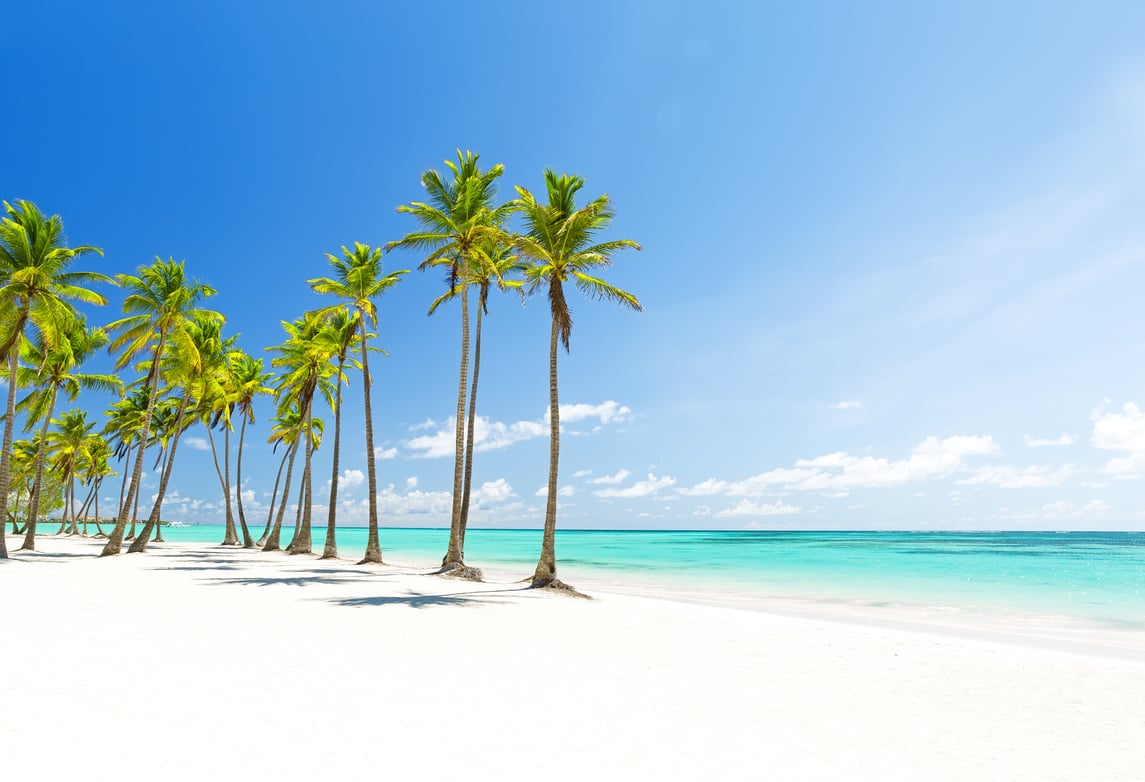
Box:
374 446 398 460
959 464 1073 489
534 485 575 498
997 499 1113 523
573 469 593 478
405 401 631 459
715 500 800 517
830 400 863 410
1023 433 1075 448
594 473 676 498
185 437 210 452
472 479 516 504
680 435 999 496
589 469 630 485
339 469 365 491
1091 401 1145 477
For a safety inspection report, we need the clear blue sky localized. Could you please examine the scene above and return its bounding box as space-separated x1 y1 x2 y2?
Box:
5 0 1145 530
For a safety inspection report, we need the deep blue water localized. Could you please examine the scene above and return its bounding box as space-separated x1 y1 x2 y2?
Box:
153 526 1145 629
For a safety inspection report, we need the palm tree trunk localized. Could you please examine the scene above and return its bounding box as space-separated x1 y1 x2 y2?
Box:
206 422 239 545
322 358 346 560
287 466 307 549
103 334 167 556
532 315 561 587
458 294 484 560
264 435 301 552
442 266 470 569
130 391 190 553
258 449 289 546
287 396 314 555
93 480 106 537
19 386 59 551
358 316 384 564
235 415 254 547
0 344 23 560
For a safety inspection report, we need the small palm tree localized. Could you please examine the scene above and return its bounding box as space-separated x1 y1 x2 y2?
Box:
0 199 109 559
308 243 406 564
47 410 97 534
16 323 122 549
227 351 274 548
386 150 514 574
514 171 642 589
101 257 221 556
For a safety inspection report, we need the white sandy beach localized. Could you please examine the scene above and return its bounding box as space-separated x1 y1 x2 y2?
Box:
3 535 1143 782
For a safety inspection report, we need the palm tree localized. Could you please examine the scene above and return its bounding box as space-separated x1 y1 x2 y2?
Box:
308 243 406 564
15 323 122 549
312 307 362 559
514 170 642 589
267 312 337 555
101 257 221 556
47 410 97 534
426 237 523 564
261 404 323 552
77 434 114 536
227 351 273 548
0 199 108 559
386 151 513 574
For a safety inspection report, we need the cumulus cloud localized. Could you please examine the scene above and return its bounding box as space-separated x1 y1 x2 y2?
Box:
680 435 999 496
374 446 398 460
1023 433 1074 448
534 485 575 498
185 437 210 451
830 400 863 410
715 500 800 517
1091 401 1145 477
405 401 631 459
594 473 676 498
589 469 630 485
339 469 365 491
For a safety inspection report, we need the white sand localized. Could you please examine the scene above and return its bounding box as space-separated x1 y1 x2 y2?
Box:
3 534 1143 781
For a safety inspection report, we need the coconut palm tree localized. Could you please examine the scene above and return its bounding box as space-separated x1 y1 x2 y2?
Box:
267 312 337 555
513 170 642 589
261 404 323 552
101 257 221 556
308 243 406 564
227 351 274 548
386 151 514 574
0 199 109 559
76 434 114 536
425 237 523 564
47 410 97 534
15 323 122 549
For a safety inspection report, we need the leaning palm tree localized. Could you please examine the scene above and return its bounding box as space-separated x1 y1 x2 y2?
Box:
308 243 406 564
47 410 97 535
0 199 109 559
16 323 122 549
426 237 524 564
101 257 221 556
227 351 274 548
514 170 642 589
385 151 513 575
261 403 323 552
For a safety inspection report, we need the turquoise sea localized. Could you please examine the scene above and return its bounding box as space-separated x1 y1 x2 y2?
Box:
155 525 1145 631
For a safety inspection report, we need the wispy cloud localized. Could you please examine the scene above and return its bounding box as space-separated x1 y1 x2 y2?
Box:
185 437 210 452
594 473 676 498
715 500 800 517
958 464 1074 489
1023 434 1074 448
589 469 630 485
830 400 863 410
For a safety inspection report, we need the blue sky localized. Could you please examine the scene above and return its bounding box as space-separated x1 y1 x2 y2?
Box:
4 1 1145 530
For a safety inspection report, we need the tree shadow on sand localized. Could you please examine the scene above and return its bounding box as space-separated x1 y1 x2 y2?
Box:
330 586 532 610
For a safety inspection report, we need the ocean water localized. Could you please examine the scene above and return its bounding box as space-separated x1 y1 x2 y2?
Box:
154 525 1145 631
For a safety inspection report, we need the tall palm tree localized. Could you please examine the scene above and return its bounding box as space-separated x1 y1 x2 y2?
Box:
386 151 513 574
0 199 109 559
308 243 406 564
426 237 524 564
227 351 273 548
267 312 337 555
514 170 642 589
101 257 221 556
16 323 122 549
312 307 362 560
258 405 299 546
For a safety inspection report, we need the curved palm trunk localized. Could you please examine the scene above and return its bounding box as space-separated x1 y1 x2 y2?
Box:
258 449 289 546
235 415 254 547
19 385 60 550
458 294 485 560
358 316 384 564
130 391 190 553
103 334 167 556
0 342 23 560
263 435 301 552
442 267 471 568
206 423 239 545
93 481 106 537
322 357 346 559
287 397 315 555
532 316 561 587
287 466 307 548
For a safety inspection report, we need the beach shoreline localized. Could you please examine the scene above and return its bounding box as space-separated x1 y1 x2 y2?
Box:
4 534 1143 780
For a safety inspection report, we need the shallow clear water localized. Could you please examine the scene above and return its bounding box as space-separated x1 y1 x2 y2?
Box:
155 526 1145 630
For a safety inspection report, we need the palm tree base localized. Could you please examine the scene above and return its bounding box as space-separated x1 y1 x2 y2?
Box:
527 576 590 598
437 562 483 582
356 554 385 565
